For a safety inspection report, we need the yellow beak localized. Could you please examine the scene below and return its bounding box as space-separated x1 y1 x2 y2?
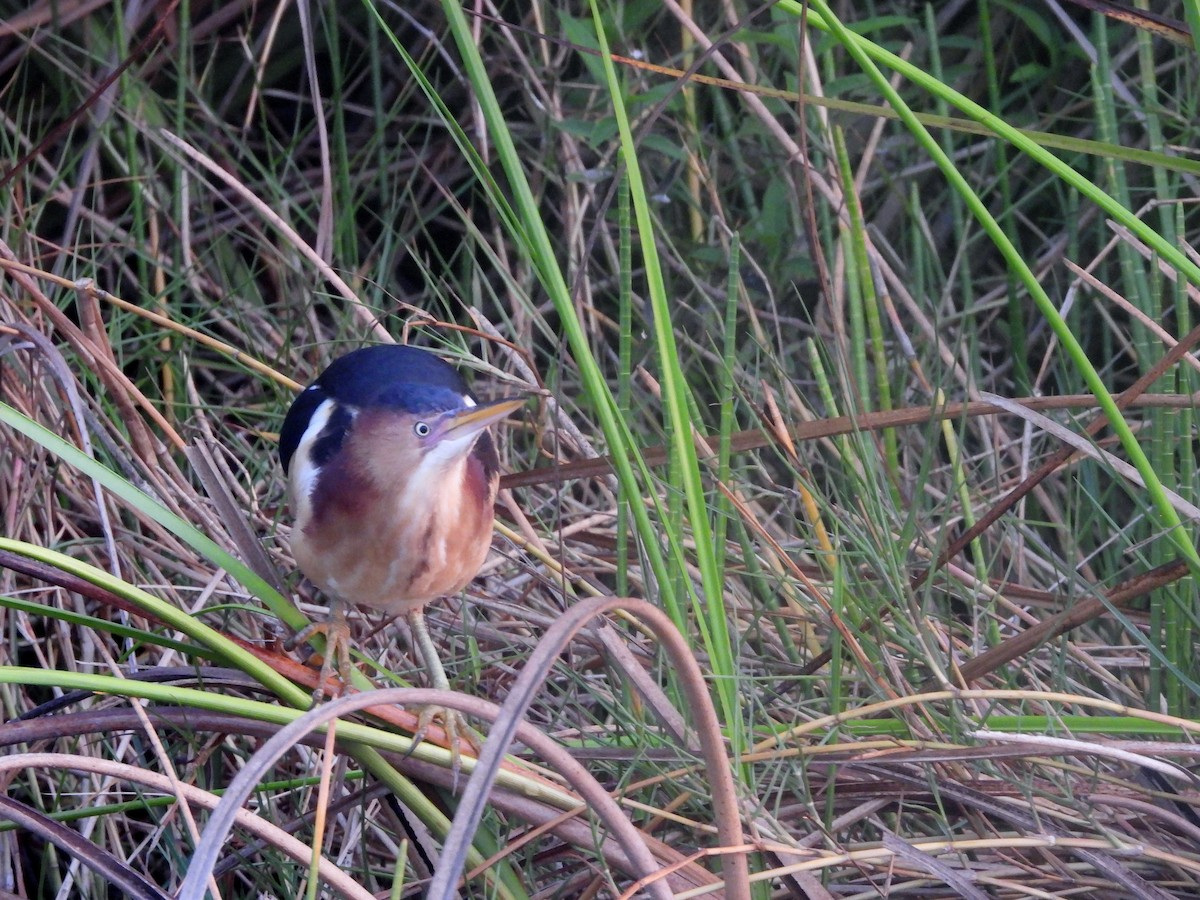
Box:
441 396 526 439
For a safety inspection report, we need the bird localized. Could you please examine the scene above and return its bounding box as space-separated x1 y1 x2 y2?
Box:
278 344 524 760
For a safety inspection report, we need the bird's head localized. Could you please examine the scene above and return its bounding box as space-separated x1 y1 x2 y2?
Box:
279 345 524 530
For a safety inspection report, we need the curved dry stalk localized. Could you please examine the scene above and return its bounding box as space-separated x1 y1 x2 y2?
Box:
430 596 747 900
174 685 687 900
0 704 715 890
0 793 168 900
0 753 375 900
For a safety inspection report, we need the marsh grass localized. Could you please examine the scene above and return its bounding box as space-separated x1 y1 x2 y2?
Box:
2 1 1200 896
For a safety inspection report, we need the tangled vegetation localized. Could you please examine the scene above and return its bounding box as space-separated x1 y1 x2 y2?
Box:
1 1 1199 896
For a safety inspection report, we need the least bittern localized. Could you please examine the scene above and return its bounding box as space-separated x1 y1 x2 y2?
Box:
278 344 523 757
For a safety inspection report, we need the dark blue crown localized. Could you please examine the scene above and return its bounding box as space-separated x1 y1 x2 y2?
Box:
279 345 476 472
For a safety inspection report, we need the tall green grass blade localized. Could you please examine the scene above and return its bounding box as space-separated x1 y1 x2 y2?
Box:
0 539 305 705
584 0 741 746
832 126 898 489
0 401 294 625
617 174 633 599
795 1 1200 586
713 236 741 569
373 0 686 628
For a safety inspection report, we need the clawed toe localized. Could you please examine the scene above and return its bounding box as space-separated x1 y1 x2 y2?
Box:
409 705 481 782
288 605 354 702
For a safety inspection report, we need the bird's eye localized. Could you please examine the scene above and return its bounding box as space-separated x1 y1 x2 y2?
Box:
413 421 431 437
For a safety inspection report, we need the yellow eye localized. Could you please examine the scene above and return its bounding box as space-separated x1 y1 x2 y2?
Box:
414 421 431 437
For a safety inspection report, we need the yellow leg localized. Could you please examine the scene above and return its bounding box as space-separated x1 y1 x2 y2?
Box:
286 596 353 702
408 607 451 692
406 608 479 775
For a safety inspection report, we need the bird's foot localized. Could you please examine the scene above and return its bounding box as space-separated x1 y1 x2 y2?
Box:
410 704 482 783
285 610 354 702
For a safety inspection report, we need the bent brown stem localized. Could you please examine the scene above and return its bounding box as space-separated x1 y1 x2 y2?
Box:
429 596 748 900
176 686 687 900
